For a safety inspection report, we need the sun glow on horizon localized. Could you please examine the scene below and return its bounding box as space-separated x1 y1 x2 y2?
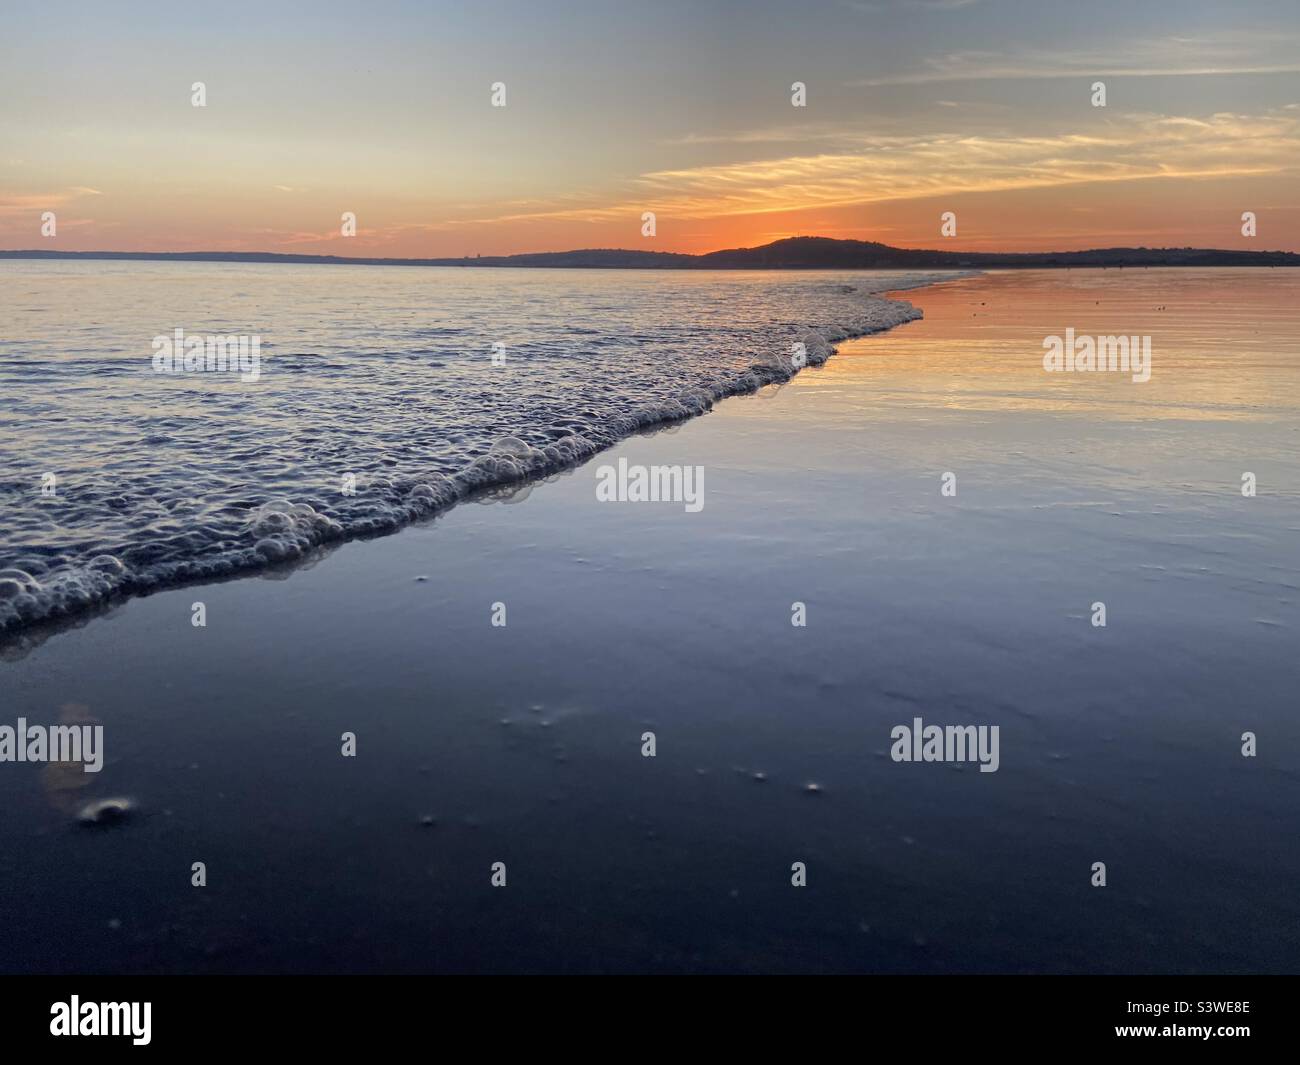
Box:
3 1 1298 256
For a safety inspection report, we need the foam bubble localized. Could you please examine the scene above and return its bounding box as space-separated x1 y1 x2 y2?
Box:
1 271 959 637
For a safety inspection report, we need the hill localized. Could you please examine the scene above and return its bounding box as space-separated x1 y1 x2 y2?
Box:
3 236 1296 269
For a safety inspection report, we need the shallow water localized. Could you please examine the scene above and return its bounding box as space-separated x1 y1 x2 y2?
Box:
0 263 939 635
1 268 1298 974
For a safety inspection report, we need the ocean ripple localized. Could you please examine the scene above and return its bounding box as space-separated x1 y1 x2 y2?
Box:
0 263 950 634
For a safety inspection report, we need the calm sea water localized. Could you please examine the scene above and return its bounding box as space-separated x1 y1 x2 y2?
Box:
0 262 932 638
1 267 1298 974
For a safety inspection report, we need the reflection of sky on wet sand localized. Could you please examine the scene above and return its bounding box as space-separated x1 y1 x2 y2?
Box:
2 269 1297 975
40 703 98 814
810 269 1300 425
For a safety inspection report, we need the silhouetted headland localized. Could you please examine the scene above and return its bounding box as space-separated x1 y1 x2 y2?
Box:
3 235 1296 269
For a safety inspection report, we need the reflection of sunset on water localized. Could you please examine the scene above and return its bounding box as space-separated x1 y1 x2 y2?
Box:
810 269 1300 424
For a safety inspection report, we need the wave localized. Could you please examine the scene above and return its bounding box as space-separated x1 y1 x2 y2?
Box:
0 272 957 642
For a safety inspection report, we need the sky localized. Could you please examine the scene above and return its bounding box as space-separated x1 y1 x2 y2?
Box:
2 0 1298 255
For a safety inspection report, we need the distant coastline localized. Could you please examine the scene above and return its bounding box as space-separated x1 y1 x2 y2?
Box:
2 236 1296 270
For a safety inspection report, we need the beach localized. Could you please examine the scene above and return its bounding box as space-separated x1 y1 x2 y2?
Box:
2 268 1299 974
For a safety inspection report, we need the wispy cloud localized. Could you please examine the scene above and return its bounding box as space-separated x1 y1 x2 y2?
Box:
844 0 980 13
443 110 1299 227
660 125 864 147
0 194 64 216
0 186 104 215
848 33 1300 86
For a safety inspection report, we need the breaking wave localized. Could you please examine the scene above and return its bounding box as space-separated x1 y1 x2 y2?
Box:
0 265 956 637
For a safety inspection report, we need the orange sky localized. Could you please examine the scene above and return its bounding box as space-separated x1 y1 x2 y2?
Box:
3 2 1298 256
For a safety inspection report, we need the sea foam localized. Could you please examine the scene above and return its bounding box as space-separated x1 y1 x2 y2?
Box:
0 265 954 637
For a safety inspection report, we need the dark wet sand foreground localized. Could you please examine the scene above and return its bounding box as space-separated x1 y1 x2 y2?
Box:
2 269 1298 974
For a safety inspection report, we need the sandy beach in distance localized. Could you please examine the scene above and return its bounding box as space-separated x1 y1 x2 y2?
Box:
3 268 1298 974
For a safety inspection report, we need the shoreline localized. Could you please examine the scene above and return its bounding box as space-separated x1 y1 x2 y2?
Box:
1 271 967 649
4 246 1298 268
3 267 1297 973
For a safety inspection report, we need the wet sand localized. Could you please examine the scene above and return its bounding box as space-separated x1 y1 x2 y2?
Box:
2 269 1298 974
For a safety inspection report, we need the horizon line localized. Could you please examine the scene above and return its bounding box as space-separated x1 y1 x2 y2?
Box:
2 235 1297 268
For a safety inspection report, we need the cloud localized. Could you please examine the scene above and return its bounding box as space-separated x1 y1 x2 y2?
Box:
444 110 1300 227
844 0 980 12
0 193 74 216
847 33 1300 86
660 125 862 147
